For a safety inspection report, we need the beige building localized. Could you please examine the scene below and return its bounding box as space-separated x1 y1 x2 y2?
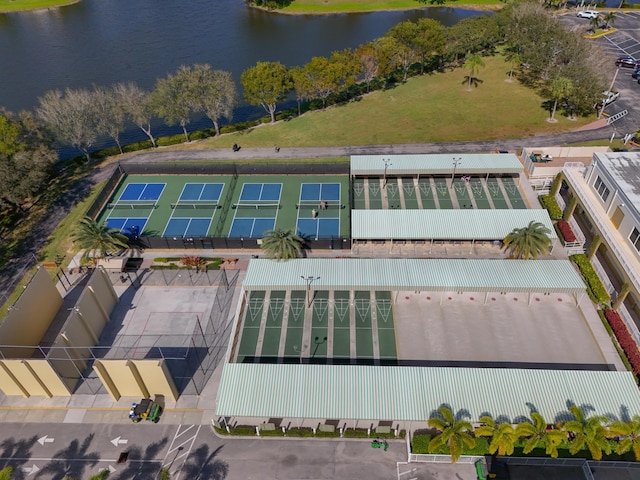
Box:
562 152 640 343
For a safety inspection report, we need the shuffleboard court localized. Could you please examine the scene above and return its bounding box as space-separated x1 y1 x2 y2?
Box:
418 179 436 209
470 179 491 209
402 177 419 209
352 179 366 209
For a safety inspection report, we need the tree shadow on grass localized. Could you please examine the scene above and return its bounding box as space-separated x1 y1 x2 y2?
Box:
181 444 228 480
462 76 484 90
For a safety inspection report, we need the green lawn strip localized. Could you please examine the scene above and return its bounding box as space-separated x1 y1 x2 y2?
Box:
433 178 453 209
192 56 594 150
352 179 367 209
0 0 78 12
280 0 501 14
401 177 418 209
469 179 491 208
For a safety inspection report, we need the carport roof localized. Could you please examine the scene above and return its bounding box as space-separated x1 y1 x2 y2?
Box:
242 258 585 294
216 364 640 421
351 209 557 240
350 154 524 176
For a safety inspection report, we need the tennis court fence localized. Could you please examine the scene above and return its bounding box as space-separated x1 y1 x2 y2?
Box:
120 161 349 176
138 235 350 251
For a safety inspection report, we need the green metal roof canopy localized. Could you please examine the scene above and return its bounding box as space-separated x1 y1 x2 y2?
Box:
243 258 585 294
352 210 557 241
217 364 640 422
351 154 524 176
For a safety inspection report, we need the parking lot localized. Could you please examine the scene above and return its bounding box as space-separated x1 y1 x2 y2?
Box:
561 10 640 135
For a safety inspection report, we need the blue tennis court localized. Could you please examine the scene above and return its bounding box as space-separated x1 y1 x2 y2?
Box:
300 183 341 202
179 183 224 202
105 218 148 237
229 218 276 238
239 183 282 202
119 183 165 202
163 218 213 238
297 218 340 239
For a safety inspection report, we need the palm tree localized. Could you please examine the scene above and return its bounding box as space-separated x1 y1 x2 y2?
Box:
0 466 13 480
427 406 476 463
608 415 640 460
261 228 305 260
505 50 521 83
476 416 517 456
603 11 616 29
515 412 565 458
548 77 573 123
463 53 485 91
563 405 611 460
87 469 110 480
502 221 552 260
70 216 130 263
589 15 600 33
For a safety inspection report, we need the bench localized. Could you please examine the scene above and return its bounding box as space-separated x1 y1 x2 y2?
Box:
260 422 276 431
375 426 391 434
318 424 335 433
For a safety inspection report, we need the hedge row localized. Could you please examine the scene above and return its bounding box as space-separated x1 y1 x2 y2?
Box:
216 425 405 439
557 220 577 243
411 434 488 455
569 254 611 305
538 194 563 220
604 309 640 375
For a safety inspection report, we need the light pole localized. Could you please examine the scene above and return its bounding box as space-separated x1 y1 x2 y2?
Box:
451 157 462 188
382 158 392 188
301 275 320 308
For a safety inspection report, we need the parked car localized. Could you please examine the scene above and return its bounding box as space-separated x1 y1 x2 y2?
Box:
632 68 640 81
577 9 599 18
616 55 640 69
594 91 619 110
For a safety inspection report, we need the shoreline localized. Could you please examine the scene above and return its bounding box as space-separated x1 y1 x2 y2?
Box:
251 3 502 15
0 0 80 14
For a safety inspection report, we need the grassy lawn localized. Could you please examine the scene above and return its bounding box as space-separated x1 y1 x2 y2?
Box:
281 0 501 14
185 55 595 150
0 0 79 12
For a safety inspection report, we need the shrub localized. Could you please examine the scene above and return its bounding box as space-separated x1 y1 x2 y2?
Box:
538 194 562 220
557 220 577 243
286 427 315 437
598 310 634 373
604 309 640 375
149 264 179 270
259 428 285 436
411 433 431 454
569 254 611 305
181 255 207 270
344 428 370 438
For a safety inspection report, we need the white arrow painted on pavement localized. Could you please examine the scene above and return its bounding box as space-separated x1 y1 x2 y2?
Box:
108 465 117 473
37 435 55 446
22 464 40 476
111 436 129 447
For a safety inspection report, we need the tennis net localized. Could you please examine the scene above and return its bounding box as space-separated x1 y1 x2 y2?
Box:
171 202 220 210
108 202 157 210
296 201 344 210
232 203 281 210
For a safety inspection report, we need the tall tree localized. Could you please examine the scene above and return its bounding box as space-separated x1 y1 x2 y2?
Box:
463 53 485 91
476 416 517 456
502 221 552 259
241 61 292 123
505 48 522 82
355 42 379 93
414 18 446 74
548 76 573 123
261 228 305 260
290 66 314 116
563 405 611 461
93 85 127 154
608 415 640 460
515 412 565 458
602 11 616 29
0 110 57 212
113 82 157 148
36 88 99 162
427 406 475 463
300 51 360 108
71 216 130 263
181 64 236 136
151 67 195 142
385 21 420 82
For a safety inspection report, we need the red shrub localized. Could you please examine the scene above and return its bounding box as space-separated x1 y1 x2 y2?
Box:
557 221 577 243
604 309 640 375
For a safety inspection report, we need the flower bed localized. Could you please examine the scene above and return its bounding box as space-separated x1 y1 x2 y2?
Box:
557 220 577 243
538 194 562 220
569 254 610 305
604 309 640 375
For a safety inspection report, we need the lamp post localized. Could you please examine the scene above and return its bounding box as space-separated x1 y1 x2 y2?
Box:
301 275 320 308
382 158 392 188
451 157 462 188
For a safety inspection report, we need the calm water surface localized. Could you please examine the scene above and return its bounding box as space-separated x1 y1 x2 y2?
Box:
0 0 482 149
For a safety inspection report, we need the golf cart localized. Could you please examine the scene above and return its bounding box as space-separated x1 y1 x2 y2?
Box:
129 398 162 423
